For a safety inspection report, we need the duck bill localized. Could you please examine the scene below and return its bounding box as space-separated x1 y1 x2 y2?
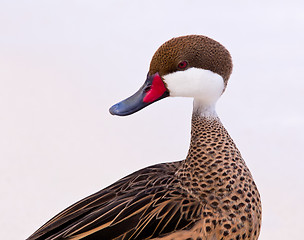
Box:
109 73 169 116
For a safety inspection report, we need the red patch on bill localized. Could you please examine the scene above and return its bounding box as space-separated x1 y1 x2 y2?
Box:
143 74 167 103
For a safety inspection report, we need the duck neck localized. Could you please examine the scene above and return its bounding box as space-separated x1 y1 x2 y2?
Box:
176 101 248 202
192 99 218 118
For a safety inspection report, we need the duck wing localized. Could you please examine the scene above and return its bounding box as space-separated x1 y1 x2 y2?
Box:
27 161 202 240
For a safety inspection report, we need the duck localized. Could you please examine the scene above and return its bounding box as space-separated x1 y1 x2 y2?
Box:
27 35 262 240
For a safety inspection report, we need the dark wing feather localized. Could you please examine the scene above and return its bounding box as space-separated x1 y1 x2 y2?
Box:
27 161 202 240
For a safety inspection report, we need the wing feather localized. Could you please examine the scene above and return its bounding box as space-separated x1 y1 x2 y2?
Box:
27 161 203 240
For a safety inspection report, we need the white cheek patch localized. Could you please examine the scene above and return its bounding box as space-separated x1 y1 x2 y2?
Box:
163 68 224 105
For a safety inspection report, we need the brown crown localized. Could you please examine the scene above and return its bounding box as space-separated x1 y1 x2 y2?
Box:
149 35 233 85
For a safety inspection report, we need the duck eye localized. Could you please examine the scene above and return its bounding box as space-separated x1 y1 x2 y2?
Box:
178 61 188 69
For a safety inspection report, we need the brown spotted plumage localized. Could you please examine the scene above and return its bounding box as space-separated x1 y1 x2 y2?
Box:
170 115 262 240
27 35 261 240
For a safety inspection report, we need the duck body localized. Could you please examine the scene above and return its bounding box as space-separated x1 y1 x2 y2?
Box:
27 35 261 240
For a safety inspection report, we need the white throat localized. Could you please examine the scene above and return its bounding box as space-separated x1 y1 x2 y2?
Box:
163 67 224 118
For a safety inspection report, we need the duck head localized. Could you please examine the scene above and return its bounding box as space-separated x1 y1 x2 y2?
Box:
109 35 232 116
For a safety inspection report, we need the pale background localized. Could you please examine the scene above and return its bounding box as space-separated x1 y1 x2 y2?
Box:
1 1 303 239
